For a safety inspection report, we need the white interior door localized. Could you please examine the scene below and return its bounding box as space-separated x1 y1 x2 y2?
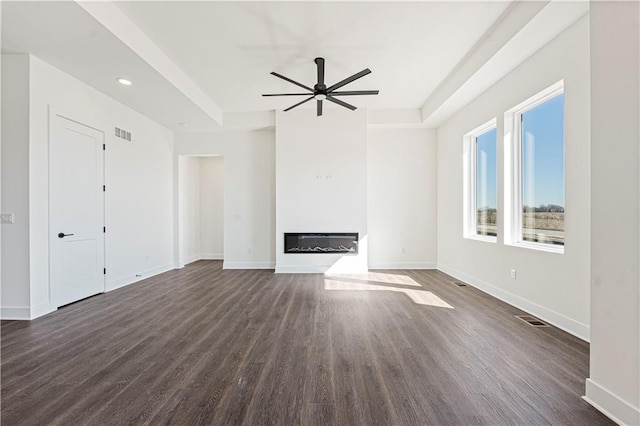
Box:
50 114 105 308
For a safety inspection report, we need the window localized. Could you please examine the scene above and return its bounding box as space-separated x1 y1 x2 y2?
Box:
504 81 565 253
463 119 497 242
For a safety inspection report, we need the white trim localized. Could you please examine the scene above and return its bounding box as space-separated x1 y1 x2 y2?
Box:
510 240 564 254
0 306 31 320
368 262 437 270
463 118 498 242
224 261 275 270
30 301 54 319
275 265 330 274
437 262 590 341
584 379 640 426
107 263 175 292
199 253 223 260
466 234 498 244
183 254 200 265
504 80 565 253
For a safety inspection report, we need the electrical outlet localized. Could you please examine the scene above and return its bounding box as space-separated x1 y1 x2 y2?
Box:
0 213 14 224
511 269 517 279
247 248 253 254
401 247 406 254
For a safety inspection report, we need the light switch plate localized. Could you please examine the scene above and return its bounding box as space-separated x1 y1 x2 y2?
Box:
0 213 14 224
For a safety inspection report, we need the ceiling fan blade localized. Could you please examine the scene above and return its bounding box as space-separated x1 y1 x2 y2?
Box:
271 72 314 92
326 69 371 92
317 99 323 116
329 90 379 96
262 93 312 97
315 57 325 86
284 95 315 112
326 95 357 111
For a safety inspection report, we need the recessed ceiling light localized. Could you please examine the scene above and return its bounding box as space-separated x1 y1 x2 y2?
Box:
117 78 132 86
178 122 188 127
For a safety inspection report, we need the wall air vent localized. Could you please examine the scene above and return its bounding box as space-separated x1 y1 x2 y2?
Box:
451 281 467 287
115 127 132 141
516 315 550 327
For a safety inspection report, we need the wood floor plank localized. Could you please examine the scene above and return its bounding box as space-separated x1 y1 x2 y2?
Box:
1 261 613 425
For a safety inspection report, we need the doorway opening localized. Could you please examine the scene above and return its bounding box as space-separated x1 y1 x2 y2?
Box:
177 155 224 267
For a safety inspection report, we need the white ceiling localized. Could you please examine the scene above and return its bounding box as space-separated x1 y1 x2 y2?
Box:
113 1 510 112
1 1 220 131
1 1 587 131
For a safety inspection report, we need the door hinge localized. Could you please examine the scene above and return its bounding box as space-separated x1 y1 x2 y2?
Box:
103 185 106 192
103 226 106 233
103 143 106 151
103 268 106 275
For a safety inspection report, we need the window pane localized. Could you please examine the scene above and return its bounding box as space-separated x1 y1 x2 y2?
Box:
521 94 564 245
476 128 497 236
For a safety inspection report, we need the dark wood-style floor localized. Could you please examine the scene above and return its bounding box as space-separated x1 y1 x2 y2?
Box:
2 261 611 425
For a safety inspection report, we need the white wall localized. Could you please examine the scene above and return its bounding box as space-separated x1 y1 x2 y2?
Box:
179 156 201 265
367 127 437 269
585 2 640 424
1 54 31 319
175 122 436 274
174 130 275 269
30 56 175 298
275 108 368 273
199 157 224 259
1 54 175 319
436 16 591 339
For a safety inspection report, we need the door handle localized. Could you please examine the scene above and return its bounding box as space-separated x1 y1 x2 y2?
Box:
58 233 74 239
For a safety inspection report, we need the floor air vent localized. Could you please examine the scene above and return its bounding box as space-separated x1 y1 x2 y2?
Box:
516 315 550 327
451 281 467 287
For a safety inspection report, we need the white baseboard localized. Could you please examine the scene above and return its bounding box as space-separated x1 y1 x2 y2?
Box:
223 261 275 270
275 265 332 273
437 263 590 341
584 378 640 425
275 265 371 274
369 261 437 270
199 253 223 260
0 305 31 320
183 254 200 265
30 301 54 319
107 262 175 292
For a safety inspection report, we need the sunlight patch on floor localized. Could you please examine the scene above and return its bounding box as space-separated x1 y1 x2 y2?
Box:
324 279 454 309
324 271 422 287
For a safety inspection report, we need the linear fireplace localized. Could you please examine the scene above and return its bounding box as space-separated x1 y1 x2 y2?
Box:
284 233 359 254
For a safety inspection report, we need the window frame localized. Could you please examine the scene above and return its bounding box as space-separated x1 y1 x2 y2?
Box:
463 118 498 243
504 80 565 254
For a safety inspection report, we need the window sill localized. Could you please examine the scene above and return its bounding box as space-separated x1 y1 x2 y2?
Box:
507 240 564 254
464 234 497 244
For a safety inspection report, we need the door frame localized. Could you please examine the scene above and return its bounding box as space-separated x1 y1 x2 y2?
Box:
48 106 106 309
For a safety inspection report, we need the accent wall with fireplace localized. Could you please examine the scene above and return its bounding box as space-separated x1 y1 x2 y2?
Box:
275 108 368 273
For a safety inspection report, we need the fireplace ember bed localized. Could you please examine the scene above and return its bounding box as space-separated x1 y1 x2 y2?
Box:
284 233 358 254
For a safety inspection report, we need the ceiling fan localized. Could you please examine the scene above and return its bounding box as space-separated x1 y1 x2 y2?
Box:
262 57 379 116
